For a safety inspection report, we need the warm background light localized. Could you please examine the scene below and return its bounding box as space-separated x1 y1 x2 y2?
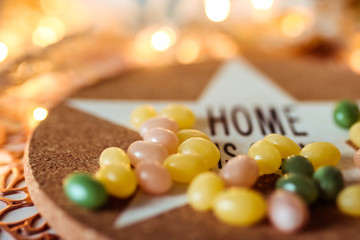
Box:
151 27 177 52
39 16 66 39
205 0 231 22
281 12 306 38
207 33 238 58
251 0 274 10
33 107 48 121
32 27 58 47
0 42 9 62
349 49 360 73
176 36 201 64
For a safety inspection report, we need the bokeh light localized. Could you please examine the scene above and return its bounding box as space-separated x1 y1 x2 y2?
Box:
281 13 307 38
176 36 201 64
39 16 66 39
0 42 9 62
205 0 231 23
33 107 48 121
207 33 238 58
151 27 177 52
251 0 274 10
32 27 58 47
349 49 360 74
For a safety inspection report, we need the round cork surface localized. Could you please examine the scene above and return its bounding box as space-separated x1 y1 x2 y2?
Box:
25 57 360 240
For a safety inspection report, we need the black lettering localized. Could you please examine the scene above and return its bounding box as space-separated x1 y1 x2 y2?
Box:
207 107 229 136
255 107 285 135
284 106 308 136
224 142 237 158
231 106 252 136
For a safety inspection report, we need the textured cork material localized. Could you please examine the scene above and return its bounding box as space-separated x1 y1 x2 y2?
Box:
25 58 360 240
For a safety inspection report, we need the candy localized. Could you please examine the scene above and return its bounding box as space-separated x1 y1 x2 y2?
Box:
144 127 179 154
178 137 220 169
163 153 207 183
130 104 157 129
313 166 344 202
127 140 169 167
161 104 196 129
267 190 309 234
281 155 314 177
95 165 137 198
350 121 360 148
64 173 107 209
176 129 211 144
264 134 300 159
299 142 341 170
354 149 360 169
220 155 258 187
99 147 130 168
135 162 172 195
187 172 224 212
212 188 266 226
248 140 282 175
276 174 318 204
139 116 179 137
337 184 360 217
333 100 359 129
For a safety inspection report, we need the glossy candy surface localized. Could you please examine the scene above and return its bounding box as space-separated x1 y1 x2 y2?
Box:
187 172 224 212
163 153 207 183
176 129 211 144
337 184 360 217
99 147 130 168
264 134 300 159
248 140 282 175
135 162 172 195
299 142 341 170
130 104 157 129
139 116 179 137
144 127 179 154
350 122 360 148
220 155 259 187
267 190 309 234
354 149 360 169
333 100 359 129
178 137 220 169
276 174 318 204
64 173 107 209
95 165 137 198
127 140 169 167
281 155 314 177
212 188 266 226
313 166 344 202
161 104 196 129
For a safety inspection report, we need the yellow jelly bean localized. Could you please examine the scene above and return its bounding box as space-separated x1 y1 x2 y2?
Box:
264 134 300 159
187 172 224 212
176 129 211 144
161 104 196 129
99 147 130 168
163 153 207 183
350 122 360 148
299 142 341 170
212 188 266 226
178 137 220 169
130 105 157 129
95 165 137 198
337 184 360 217
248 140 282 175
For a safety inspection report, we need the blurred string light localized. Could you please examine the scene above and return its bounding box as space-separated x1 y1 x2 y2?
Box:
349 49 360 73
205 0 231 22
0 42 9 62
33 107 48 121
151 27 177 51
176 36 201 64
281 12 307 38
251 0 274 10
32 27 58 47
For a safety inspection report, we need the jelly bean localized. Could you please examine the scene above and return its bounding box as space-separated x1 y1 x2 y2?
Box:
176 129 211 144
64 173 107 209
281 155 314 177
276 174 318 204
337 184 360 217
95 165 137 198
130 104 157 129
163 153 207 183
334 100 359 129
144 127 179 154
299 142 341 170
220 155 258 187
135 162 172 195
248 140 282 175
267 190 309 234
212 188 266 226
187 172 224 212
313 166 344 202
350 122 360 148
127 140 169 167
354 149 360 169
178 137 220 169
264 134 300 159
161 104 196 129
99 147 130 168
139 116 179 137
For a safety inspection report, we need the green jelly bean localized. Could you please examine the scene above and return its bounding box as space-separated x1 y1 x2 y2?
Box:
313 166 344 202
281 155 314 177
276 173 318 204
334 100 359 129
64 173 107 209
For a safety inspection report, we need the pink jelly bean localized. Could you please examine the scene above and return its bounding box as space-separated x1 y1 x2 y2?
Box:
144 127 179 154
354 149 360 169
139 116 179 137
127 140 169 167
